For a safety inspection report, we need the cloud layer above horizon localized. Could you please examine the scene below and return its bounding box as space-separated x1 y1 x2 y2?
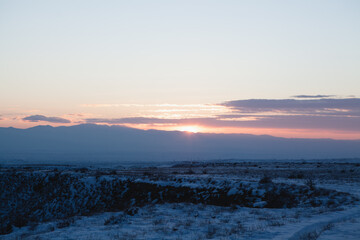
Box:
84 98 360 130
5 96 360 139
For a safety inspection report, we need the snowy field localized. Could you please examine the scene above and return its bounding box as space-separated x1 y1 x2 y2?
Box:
1 160 359 239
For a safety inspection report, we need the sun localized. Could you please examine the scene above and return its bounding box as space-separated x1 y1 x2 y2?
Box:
179 126 199 133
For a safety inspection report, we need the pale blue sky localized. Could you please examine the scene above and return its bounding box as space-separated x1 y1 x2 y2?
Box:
0 0 360 138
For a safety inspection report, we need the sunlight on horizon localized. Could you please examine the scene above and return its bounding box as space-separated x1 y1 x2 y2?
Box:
178 126 200 133
0 1 359 140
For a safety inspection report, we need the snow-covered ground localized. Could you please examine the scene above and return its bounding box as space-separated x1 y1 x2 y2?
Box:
1 160 359 239
3 202 360 240
317 218 360 240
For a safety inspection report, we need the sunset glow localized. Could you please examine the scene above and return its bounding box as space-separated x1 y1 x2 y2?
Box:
178 126 200 133
1 1 360 140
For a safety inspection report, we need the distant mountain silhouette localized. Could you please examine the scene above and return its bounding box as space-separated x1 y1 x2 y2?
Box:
0 124 359 163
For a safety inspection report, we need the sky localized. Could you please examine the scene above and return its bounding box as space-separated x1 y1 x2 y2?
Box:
0 0 360 139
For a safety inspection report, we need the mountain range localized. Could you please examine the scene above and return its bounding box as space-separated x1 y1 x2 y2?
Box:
0 124 359 164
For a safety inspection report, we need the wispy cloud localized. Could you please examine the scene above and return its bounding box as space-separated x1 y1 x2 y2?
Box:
83 97 360 135
86 117 177 124
221 98 360 116
85 115 360 132
292 95 335 99
23 115 71 123
80 103 217 108
80 104 122 108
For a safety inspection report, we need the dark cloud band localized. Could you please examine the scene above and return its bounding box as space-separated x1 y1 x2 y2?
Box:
85 97 360 133
221 98 360 115
23 115 71 123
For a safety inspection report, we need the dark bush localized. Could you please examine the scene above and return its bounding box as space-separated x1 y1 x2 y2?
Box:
305 178 316 190
125 207 139 216
288 172 304 179
104 214 126 225
13 214 28 228
259 176 272 184
56 218 74 229
0 220 12 235
265 187 298 208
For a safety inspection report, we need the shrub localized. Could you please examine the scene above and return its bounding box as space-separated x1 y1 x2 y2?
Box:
305 178 316 190
125 207 139 216
153 219 163 225
259 176 272 184
288 172 305 179
0 220 12 235
13 214 28 228
104 214 126 225
56 218 74 229
264 187 298 208
29 222 38 231
206 225 217 239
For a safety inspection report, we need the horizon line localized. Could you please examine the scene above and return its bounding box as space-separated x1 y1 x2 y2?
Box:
2 123 360 141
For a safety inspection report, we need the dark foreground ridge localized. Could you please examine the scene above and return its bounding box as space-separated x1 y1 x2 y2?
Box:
1 167 357 235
